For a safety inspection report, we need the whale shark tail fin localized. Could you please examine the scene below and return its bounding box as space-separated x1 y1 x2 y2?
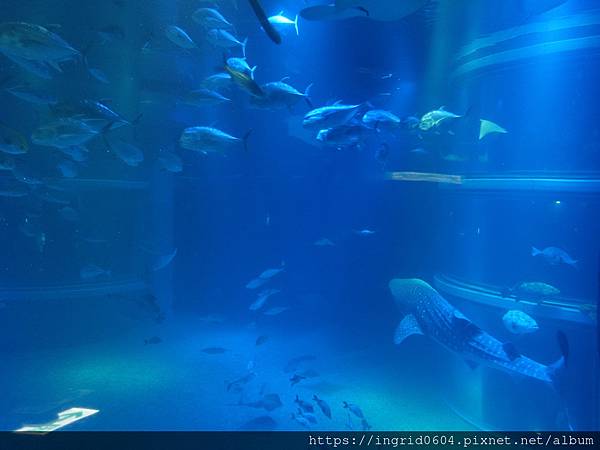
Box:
548 331 569 384
548 331 574 430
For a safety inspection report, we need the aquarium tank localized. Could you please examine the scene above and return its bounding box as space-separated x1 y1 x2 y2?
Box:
0 0 598 445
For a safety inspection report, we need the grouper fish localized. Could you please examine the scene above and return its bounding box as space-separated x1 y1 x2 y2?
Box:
389 278 568 386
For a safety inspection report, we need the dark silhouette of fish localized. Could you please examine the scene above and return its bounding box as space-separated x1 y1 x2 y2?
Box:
202 346 228 354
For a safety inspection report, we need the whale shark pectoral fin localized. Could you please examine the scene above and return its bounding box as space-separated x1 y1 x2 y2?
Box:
393 314 423 345
503 342 521 361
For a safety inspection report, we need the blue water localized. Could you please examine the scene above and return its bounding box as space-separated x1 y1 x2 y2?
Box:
0 0 598 432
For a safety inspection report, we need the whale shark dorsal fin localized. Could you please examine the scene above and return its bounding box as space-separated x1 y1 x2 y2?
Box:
393 314 422 345
452 310 482 338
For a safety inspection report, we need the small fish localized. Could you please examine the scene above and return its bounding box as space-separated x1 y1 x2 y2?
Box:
157 151 183 173
267 13 299 36
202 346 228 354
227 372 256 393
532 246 577 267
32 118 99 149
0 22 79 64
263 306 290 316
361 418 372 430
503 310 539 335
362 109 401 131
4 53 54 79
250 80 312 110
290 373 307 386
509 282 561 300
294 395 314 413
181 88 231 107
259 264 284 279
59 145 88 162
180 126 251 153
80 264 111 280
303 103 362 130
343 401 364 419
201 72 232 91
298 409 318 424
418 106 463 132
0 123 28 154
354 229 376 236
165 25 197 49
249 288 280 311
226 57 257 79
207 29 247 55
317 124 367 148
6 85 58 105
151 248 177 271
255 335 269 346
144 336 162 345
313 395 332 419
224 60 263 97
88 67 110 84
110 140 144 167
245 277 269 290
291 412 311 428
57 160 78 178
192 8 234 30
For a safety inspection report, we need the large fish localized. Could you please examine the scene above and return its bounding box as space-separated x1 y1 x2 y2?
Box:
0 22 79 65
389 278 568 386
300 0 429 22
303 103 362 130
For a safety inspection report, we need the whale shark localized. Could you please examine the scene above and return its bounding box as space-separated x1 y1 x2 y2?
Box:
300 0 429 22
389 278 568 386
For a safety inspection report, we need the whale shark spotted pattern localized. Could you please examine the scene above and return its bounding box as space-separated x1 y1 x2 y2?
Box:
389 278 566 384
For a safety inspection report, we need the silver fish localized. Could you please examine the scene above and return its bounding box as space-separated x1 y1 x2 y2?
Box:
192 8 234 30
0 22 79 64
165 25 197 49
303 103 361 130
207 29 246 54
181 88 230 106
32 118 99 149
179 126 250 153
